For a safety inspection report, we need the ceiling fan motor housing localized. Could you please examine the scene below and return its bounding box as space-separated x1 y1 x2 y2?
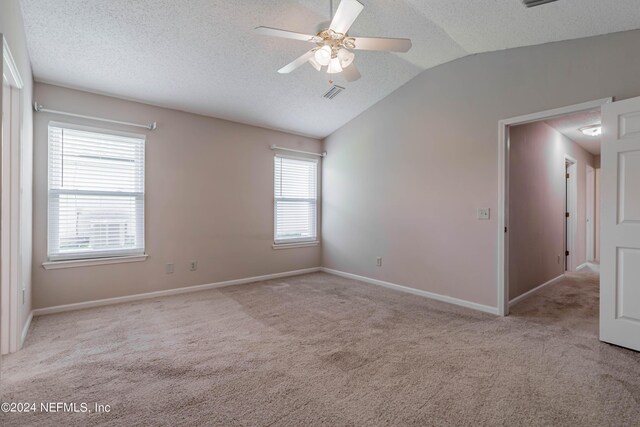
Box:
315 29 356 58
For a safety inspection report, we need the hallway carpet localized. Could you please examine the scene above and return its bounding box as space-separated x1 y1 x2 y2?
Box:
1 272 638 426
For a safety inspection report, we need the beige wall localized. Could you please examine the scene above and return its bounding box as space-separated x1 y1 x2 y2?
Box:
508 121 594 300
322 29 640 309
33 83 322 309
1 0 35 335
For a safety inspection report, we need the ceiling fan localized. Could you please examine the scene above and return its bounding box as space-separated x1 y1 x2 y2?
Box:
254 0 412 82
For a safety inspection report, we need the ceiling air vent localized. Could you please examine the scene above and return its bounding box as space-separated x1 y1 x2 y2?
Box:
322 85 345 100
522 0 558 7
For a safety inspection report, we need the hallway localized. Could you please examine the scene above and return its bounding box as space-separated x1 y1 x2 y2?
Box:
510 271 600 337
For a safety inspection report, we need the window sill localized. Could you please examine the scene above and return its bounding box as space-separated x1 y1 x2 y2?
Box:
43 254 148 270
272 241 320 250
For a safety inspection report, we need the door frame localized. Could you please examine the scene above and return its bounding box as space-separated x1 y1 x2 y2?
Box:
585 164 595 262
1 36 25 355
496 97 612 316
564 155 578 272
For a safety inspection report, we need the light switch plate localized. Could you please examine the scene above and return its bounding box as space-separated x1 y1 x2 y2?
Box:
477 208 490 220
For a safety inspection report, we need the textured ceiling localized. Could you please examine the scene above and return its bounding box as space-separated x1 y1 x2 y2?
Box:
545 110 602 155
19 0 640 138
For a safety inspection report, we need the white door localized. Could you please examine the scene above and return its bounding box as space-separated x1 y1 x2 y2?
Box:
600 96 640 352
586 165 595 262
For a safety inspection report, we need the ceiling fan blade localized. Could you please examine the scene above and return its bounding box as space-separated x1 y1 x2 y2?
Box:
330 0 364 35
278 50 316 74
254 26 319 43
341 64 361 82
352 37 412 52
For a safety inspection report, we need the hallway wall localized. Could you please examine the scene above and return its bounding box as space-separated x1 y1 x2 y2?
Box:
509 121 594 300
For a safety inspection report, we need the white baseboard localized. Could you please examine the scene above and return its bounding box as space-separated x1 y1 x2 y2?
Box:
33 267 322 316
509 274 564 307
576 262 589 271
21 311 33 348
321 267 498 315
576 262 600 273
32 266 502 317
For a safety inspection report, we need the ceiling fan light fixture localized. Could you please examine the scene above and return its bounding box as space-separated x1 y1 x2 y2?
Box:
315 45 332 66
308 55 322 71
327 57 343 74
337 48 355 68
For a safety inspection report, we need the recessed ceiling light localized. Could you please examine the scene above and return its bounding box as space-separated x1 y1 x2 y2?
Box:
580 125 602 137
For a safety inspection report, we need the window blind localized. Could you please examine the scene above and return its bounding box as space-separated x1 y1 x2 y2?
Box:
274 155 318 244
48 122 145 261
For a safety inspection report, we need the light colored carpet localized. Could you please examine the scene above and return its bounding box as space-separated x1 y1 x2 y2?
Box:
1 272 638 426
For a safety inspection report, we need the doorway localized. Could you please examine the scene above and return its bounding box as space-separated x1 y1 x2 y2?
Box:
497 97 610 316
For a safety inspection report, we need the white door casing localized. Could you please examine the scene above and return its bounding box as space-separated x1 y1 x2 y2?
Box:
600 96 640 352
1 37 25 355
497 97 612 316
565 156 577 272
586 165 595 262
0 79 9 355
595 168 601 262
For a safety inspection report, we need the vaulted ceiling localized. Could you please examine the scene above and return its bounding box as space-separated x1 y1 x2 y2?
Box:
19 0 640 138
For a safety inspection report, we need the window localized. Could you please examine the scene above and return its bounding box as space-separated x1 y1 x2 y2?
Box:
47 122 145 261
274 155 318 244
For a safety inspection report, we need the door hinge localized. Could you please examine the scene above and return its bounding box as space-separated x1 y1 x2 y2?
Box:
566 173 570 179
565 212 570 218
566 250 570 256
505 227 508 233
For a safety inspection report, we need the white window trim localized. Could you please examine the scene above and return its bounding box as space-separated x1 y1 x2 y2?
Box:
43 254 148 270
272 241 320 250
46 121 146 263
273 154 320 248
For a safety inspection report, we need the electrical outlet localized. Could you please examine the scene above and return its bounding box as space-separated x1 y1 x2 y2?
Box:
376 257 382 267
190 260 197 271
477 208 490 220
165 263 174 274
